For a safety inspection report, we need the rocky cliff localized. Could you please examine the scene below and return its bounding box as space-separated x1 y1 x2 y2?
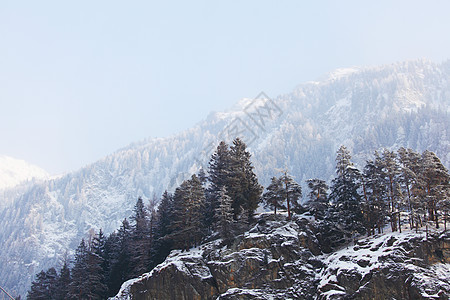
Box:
112 214 450 300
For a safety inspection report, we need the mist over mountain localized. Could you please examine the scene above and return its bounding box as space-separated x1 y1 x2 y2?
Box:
0 155 48 191
1 59 449 297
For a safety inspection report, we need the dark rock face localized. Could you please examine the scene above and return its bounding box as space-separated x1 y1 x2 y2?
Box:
113 214 322 300
318 232 450 300
112 216 450 300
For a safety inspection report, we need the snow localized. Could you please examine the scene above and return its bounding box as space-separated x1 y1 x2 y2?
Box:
317 228 450 298
0 155 49 190
2 59 450 297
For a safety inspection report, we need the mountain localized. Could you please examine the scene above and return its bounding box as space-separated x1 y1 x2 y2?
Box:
0 155 48 191
111 213 450 299
1 59 449 297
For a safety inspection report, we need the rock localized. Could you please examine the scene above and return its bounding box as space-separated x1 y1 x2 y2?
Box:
112 215 450 300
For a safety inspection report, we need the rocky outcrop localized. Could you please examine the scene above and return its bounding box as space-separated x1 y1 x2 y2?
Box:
112 214 322 300
112 215 450 300
318 231 450 300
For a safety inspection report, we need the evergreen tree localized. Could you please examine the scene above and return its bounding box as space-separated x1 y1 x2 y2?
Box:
215 186 234 242
329 146 364 236
279 171 303 219
306 178 329 220
68 239 89 299
86 252 108 299
130 197 151 277
362 154 387 235
151 191 174 268
171 175 206 250
263 177 286 215
398 147 422 230
420 150 450 229
103 232 120 297
54 262 71 300
206 141 231 228
27 269 57 300
380 149 402 232
227 138 263 221
107 219 132 295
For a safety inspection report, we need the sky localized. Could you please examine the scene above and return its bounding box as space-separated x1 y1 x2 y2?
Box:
1 1 450 175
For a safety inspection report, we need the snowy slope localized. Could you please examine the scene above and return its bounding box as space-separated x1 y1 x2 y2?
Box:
1 59 449 297
0 155 48 191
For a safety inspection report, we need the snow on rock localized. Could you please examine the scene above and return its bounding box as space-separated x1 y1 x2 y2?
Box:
317 230 450 299
2 59 450 297
111 214 450 300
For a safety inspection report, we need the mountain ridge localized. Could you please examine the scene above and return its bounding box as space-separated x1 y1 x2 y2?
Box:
1 59 449 297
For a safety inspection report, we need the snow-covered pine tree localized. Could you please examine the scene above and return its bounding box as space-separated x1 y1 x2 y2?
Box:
420 150 450 229
362 153 388 235
380 149 402 232
329 146 364 236
279 171 303 219
263 177 286 215
306 178 329 220
398 147 422 230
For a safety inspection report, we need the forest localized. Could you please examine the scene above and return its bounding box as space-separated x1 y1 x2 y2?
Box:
26 138 450 300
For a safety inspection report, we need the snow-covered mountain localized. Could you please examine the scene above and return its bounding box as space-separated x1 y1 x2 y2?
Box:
1 59 449 297
0 155 48 191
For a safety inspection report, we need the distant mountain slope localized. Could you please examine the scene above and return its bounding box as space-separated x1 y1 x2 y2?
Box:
0 155 48 190
1 59 449 297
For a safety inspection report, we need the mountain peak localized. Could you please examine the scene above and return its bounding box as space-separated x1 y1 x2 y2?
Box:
0 155 49 190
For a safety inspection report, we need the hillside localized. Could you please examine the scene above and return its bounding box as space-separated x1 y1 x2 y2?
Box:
112 213 450 299
1 59 449 297
0 155 48 191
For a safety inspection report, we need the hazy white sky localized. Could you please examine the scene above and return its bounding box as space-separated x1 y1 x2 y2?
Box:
1 0 449 174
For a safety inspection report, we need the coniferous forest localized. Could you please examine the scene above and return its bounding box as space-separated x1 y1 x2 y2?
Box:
26 138 450 300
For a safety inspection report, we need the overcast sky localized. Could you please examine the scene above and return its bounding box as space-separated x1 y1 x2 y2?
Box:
1 1 449 175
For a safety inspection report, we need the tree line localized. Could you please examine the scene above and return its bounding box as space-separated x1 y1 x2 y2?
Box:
27 140 450 299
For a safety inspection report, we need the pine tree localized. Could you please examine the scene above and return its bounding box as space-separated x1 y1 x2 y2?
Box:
103 232 120 297
171 175 206 250
306 178 329 220
27 269 54 300
263 177 286 215
54 262 71 300
215 186 234 242
362 154 387 235
228 138 263 221
68 239 89 299
151 191 174 268
130 197 151 277
329 146 364 236
381 149 402 232
420 150 450 229
206 141 231 229
279 171 303 219
107 219 132 295
398 147 422 230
